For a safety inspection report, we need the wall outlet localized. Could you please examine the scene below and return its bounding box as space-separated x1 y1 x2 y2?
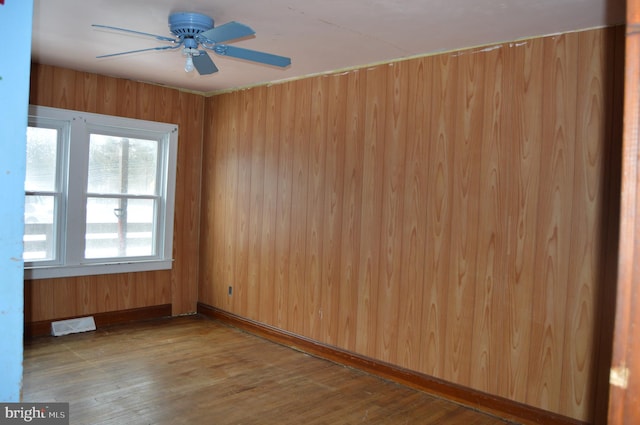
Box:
228 286 233 295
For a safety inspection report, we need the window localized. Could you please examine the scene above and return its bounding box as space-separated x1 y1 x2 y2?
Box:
24 105 178 279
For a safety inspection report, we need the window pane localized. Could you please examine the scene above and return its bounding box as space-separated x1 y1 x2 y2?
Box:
25 126 58 192
24 195 56 261
87 134 158 195
85 197 156 259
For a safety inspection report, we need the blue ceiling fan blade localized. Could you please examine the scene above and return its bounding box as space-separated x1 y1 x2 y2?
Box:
193 51 219 75
213 45 291 68
198 21 255 44
96 43 183 59
92 24 178 42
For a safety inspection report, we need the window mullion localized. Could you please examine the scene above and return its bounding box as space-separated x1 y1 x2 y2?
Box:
64 116 90 266
54 120 70 266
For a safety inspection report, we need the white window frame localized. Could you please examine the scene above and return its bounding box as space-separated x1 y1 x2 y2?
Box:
24 105 178 279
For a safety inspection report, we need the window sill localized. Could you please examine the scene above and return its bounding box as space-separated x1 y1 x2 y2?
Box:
24 259 174 280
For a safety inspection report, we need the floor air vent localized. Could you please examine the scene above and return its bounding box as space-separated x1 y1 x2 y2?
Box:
51 316 96 336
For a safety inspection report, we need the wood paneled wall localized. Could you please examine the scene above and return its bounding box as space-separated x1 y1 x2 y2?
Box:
25 64 204 319
199 28 623 422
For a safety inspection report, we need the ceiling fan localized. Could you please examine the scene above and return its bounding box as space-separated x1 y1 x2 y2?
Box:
93 12 291 75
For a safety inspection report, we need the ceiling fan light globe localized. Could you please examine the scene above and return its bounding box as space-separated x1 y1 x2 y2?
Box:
184 56 195 73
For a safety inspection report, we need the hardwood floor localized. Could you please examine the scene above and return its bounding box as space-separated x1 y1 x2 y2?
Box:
23 315 516 424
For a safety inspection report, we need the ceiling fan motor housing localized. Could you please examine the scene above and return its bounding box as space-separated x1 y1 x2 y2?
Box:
169 12 214 38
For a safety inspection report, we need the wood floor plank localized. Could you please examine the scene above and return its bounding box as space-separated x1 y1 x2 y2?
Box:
23 316 515 425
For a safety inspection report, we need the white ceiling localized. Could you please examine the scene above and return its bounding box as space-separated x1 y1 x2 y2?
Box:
31 0 624 96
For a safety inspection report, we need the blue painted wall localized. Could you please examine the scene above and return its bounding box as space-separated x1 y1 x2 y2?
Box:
0 0 33 401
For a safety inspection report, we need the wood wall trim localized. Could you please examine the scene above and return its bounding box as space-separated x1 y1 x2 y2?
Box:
198 303 587 425
25 304 172 338
608 0 640 422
